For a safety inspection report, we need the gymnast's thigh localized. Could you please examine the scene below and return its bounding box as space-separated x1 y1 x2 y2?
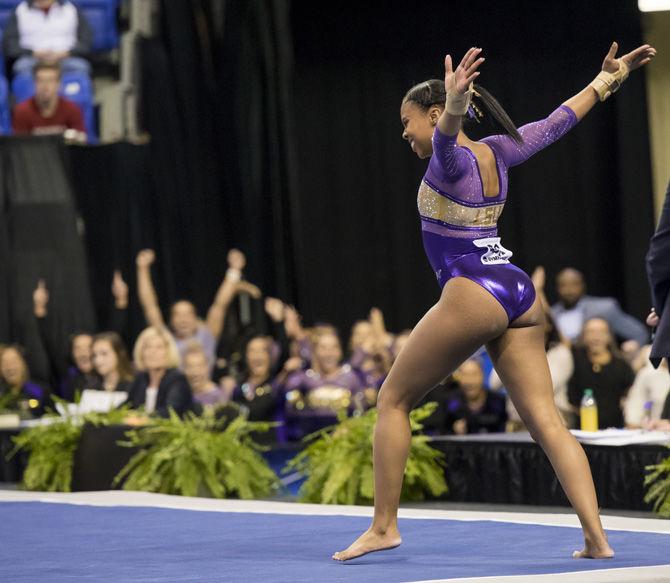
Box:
378 277 509 410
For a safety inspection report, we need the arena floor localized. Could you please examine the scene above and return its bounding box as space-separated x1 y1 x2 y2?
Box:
2 490 669 582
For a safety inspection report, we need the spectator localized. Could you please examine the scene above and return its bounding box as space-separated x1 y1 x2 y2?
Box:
33 278 97 400
0 345 48 417
445 358 507 434
283 305 312 365
551 267 647 345
125 326 193 418
647 391 670 431
2 0 92 76
91 332 134 393
283 330 365 440
230 336 299 441
136 248 245 367
12 61 86 140
568 318 635 429
624 356 670 428
348 308 392 398
183 343 227 407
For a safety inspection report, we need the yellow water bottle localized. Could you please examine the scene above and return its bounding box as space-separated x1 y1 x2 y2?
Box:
580 389 599 432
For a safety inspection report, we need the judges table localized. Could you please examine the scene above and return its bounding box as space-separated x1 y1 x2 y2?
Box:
432 432 670 511
2 425 669 511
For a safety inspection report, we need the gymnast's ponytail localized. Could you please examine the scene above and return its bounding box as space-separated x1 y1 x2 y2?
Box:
403 79 523 144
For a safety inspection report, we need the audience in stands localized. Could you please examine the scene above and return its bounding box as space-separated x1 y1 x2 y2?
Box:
13 246 667 441
445 358 507 434
90 332 134 393
2 0 92 76
348 308 392 396
183 343 227 407
33 278 98 400
282 330 365 440
568 318 635 429
624 349 670 428
551 267 648 345
124 326 193 419
647 390 670 431
229 335 296 440
136 248 246 367
12 61 86 140
0 345 48 417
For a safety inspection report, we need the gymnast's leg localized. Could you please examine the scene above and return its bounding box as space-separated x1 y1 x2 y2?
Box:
486 299 614 559
332 277 509 561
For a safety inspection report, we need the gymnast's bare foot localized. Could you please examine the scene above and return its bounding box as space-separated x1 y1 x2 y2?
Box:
332 526 402 561
572 536 614 559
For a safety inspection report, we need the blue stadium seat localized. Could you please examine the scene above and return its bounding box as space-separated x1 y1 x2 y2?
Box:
72 0 119 53
11 71 97 141
0 75 9 134
0 0 119 54
0 1 20 35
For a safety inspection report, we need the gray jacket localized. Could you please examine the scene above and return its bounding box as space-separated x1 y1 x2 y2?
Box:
551 295 648 345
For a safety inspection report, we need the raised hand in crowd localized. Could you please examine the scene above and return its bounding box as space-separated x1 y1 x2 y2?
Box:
135 249 164 330
111 270 129 310
206 249 250 339
235 281 262 299
33 279 49 318
647 308 660 328
264 297 286 323
284 306 307 340
227 248 247 272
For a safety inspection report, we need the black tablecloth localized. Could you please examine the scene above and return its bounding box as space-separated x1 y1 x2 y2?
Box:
432 433 670 511
4 426 669 511
0 428 25 483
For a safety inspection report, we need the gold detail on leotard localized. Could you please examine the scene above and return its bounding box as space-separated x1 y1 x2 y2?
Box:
417 181 505 228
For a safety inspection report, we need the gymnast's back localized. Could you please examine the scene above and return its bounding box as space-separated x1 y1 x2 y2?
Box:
419 104 578 240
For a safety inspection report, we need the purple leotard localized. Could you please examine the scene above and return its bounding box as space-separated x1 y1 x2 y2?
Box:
420 105 578 322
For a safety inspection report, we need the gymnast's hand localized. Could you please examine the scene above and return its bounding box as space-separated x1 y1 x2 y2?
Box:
601 41 656 74
445 47 484 95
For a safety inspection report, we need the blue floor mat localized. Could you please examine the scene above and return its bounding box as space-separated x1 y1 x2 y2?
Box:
1 502 669 582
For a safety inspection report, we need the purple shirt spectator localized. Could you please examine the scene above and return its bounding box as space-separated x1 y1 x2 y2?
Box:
282 365 365 440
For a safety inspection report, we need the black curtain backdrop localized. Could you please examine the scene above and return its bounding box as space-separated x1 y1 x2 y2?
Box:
0 137 96 380
54 1 658 349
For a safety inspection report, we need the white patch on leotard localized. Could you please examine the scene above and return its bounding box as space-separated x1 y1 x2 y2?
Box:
473 237 513 265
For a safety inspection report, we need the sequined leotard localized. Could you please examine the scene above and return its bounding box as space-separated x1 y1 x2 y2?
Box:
420 105 578 322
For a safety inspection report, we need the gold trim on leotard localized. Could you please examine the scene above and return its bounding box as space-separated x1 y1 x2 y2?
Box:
417 181 504 228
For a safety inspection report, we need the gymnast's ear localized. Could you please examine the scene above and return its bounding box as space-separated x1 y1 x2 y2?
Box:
428 105 442 126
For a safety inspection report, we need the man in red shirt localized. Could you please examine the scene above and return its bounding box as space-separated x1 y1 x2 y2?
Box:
12 61 86 141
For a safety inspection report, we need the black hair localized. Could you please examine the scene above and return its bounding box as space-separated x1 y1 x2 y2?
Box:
403 79 523 144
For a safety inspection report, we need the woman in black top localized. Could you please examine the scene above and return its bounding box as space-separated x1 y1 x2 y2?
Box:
126 327 192 418
91 332 135 393
568 318 635 428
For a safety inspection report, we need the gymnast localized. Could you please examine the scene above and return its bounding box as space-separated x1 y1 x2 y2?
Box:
333 42 656 561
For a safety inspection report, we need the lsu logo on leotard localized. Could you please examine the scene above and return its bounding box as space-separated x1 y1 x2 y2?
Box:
473 237 513 265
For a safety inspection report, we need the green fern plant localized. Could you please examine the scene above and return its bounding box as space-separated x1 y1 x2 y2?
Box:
10 407 131 492
114 410 280 499
645 449 670 517
284 402 448 505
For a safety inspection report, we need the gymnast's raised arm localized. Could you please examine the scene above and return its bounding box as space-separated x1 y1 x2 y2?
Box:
484 42 656 168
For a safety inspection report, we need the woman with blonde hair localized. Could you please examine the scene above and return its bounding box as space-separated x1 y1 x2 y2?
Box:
125 327 192 417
